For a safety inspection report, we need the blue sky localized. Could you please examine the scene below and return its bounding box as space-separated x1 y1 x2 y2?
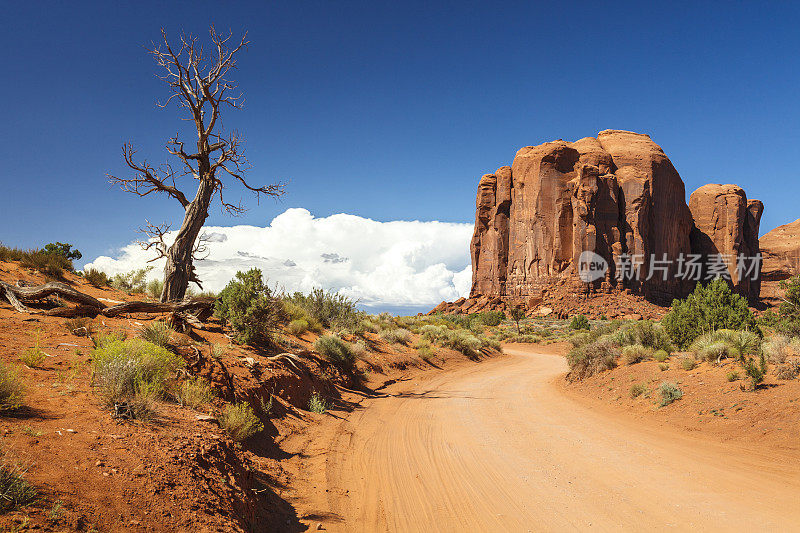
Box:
2 1 800 310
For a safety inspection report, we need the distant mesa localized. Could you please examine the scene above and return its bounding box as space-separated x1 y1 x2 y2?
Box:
432 130 768 318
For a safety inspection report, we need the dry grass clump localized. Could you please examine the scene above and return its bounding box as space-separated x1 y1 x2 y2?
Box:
566 338 617 381
0 454 37 513
621 344 652 365
220 402 263 441
349 339 368 359
0 363 24 412
137 321 172 348
308 392 329 414
287 319 310 336
65 317 94 337
314 335 355 368
629 383 648 398
380 328 413 345
177 377 214 409
83 268 111 287
774 359 800 380
680 357 697 371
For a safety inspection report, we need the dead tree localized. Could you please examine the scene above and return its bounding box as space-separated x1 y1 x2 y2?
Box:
109 27 284 302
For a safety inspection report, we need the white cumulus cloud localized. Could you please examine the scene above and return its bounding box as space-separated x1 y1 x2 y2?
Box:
84 208 473 311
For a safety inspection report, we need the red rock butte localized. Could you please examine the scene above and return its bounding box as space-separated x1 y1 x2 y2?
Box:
433 130 766 316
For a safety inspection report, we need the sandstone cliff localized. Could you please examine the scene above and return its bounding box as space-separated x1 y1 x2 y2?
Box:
447 130 764 316
759 219 800 304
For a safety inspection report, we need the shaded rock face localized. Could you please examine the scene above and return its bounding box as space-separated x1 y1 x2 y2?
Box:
471 130 697 305
469 130 763 309
688 184 763 302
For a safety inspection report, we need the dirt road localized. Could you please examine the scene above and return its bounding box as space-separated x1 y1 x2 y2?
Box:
305 346 800 532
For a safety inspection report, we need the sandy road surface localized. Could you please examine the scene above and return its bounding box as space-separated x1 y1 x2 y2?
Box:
311 346 800 532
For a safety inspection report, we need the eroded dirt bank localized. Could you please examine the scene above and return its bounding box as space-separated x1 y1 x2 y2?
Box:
287 345 800 532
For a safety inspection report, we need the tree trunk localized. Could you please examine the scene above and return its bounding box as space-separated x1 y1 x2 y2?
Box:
160 163 215 302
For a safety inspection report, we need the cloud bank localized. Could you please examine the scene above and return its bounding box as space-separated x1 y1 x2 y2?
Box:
84 208 473 311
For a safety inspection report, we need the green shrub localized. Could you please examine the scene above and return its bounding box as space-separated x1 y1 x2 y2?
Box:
137 321 172 348
20 250 73 277
220 402 263 441
83 268 111 287
570 330 600 348
658 382 683 407
20 342 46 369
612 321 673 353
621 344 652 365
726 370 740 382
0 363 24 412
566 338 617 381
420 324 448 343
380 328 412 345
508 334 542 343
416 340 435 361
92 338 183 418
480 335 501 351
287 319 310 336
146 279 164 299
569 315 590 331
308 392 329 414
314 335 355 368
42 242 81 261
110 267 153 293
215 269 281 345
443 329 483 358
177 377 214 409
629 383 647 398
680 358 696 371
742 353 768 390
662 278 757 349
283 288 362 330
0 457 37 513
691 331 746 363
653 349 669 362
470 311 505 327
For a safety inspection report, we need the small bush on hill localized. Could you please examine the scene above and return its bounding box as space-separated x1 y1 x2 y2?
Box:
308 392 329 414
726 370 740 382
658 362 669 371
680 358 696 371
629 383 647 398
653 349 669 362
350 339 368 359
215 269 282 345
470 311 505 327
177 377 214 409
662 278 757 349
570 330 600 348
137 321 172 348
569 314 590 330
612 321 673 353
83 268 111 287
774 360 800 380
658 382 683 407
762 335 790 364
0 456 37 513
0 363 24 412
314 335 355 368
690 329 757 363
146 279 164 299
508 334 542 343
414 339 435 361
92 338 183 419
110 267 153 293
567 338 617 381
64 317 93 337
420 324 448 343
380 328 412 345
283 288 362 330
42 242 81 261
742 353 768 390
20 250 73 277
220 402 263 441
443 329 483 358
622 344 652 365
287 319 310 336
20 332 46 369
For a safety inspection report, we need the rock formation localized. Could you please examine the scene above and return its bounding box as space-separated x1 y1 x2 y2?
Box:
436 130 765 316
688 184 763 303
759 219 800 304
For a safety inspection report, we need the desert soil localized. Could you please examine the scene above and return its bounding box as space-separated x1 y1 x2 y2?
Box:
288 344 800 532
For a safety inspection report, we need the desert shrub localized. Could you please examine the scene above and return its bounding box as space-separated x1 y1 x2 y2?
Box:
0 457 37 513
480 335 501 351
20 332 46 369
470 311 505 327
469 321 485 335
308 392 329 414
415 339 435 361
92 338 183 418
762 335 790 364
612 321 673 353
215 269 281 345
570 330 600 348
495 329 513 341
662 278 757 349
287 319 310 336
443 329 483 358
569 314 590 331
42 242 81 261
83 268 111 287
281 301 323 332
380 328 412 345
137 321 172 348
358 318 379 334
691 330 752 363
146 279 164 299
64 317 93 337
622 344 652 365
566 338 617 381
220 402 263 441
0 363 24 412
91 330 128 349
658 363 669 371
680 358 696 371
508 334 542 343
658 382 683 407
314 335 355 368
420 324 448 343
742 353 768 390
177 377 214 409
726 370 740 382
653 349 669 362
110 267 153 293
283 288 362 330
774 360 800 380
350 339 368 359
18 249 73 277
629 383 647 398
